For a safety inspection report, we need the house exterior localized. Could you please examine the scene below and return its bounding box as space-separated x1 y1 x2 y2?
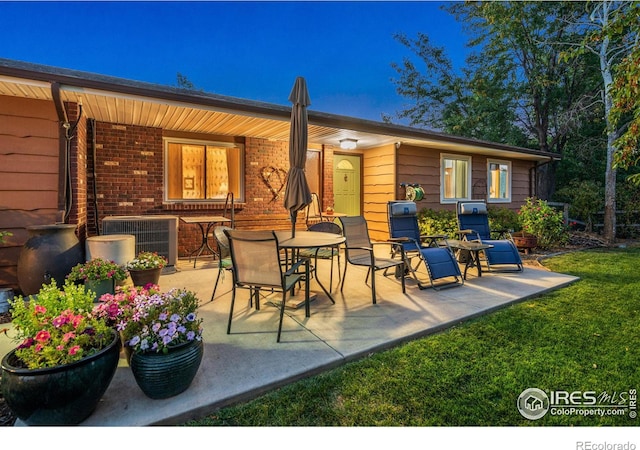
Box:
0 58 559 292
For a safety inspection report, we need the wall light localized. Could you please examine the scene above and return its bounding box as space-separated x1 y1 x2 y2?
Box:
339 138 358 150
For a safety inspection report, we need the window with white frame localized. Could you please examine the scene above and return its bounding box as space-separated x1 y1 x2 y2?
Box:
487 160 511 202
164 138 244 202
441 154 471 202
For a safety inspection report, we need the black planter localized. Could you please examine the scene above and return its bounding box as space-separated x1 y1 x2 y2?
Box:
17 224 84 296
0 329 120 426
129 339 203 399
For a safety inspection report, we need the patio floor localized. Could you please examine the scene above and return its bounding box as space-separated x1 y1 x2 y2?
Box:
3 254 578 426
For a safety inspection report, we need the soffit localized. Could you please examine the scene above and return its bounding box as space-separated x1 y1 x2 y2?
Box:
0 73 555 162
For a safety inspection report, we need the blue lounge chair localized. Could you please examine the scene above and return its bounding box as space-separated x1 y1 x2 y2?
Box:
388 201 463 290
456 200 523 273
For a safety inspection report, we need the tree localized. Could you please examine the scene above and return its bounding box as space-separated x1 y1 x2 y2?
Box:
389 2 600 201
609 1 640 184
571 0 639 243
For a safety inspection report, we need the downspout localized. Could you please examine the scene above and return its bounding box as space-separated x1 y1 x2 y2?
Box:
51 82 82 224
89 119 100 234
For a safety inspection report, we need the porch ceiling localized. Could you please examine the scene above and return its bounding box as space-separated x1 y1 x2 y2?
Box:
0 67 556 162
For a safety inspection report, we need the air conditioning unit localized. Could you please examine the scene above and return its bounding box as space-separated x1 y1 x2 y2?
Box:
102 215 179 270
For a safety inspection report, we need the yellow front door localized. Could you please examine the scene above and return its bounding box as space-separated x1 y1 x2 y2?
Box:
333 154 361 216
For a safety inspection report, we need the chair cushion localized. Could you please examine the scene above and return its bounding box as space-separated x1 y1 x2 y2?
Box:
459 202 487 215
390 201 417 217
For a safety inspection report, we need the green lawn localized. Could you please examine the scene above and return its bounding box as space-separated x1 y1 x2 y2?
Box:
185 248 640 426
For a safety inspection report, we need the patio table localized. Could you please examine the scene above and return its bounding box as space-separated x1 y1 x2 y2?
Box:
180 215 232 268
447 240 494 279
275 230 345 303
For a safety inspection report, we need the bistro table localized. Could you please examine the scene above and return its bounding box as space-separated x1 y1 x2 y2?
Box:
180 215 232 268
275 230 346 304
447 240 494 279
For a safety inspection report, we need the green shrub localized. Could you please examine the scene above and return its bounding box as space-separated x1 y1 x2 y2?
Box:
417 208 458 239
488 206 521 233
518 197 569 249
554 180 603 231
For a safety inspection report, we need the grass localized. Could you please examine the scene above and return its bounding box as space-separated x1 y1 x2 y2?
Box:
185 248 640 426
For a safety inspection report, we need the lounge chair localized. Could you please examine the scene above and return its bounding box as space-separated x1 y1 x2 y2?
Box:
388 200 463 290
456 200 523 273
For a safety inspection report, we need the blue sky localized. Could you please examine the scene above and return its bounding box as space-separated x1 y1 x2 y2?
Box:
0 1 470 122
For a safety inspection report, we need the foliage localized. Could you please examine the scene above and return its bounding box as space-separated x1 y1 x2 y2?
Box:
554 180 604 231
0 231 12 245
417 208 458 239
608 1 640 184
417 206 521 238
187 248 640 426
487 206 521 233
67 258 127 282
518 198 569 249
6 280 113 369
93 284 202 354
125 252 167 271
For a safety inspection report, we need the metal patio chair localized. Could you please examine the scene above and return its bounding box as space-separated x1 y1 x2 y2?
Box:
224 229 310 342
208 225 233 303
297 221 342 292
338 216 406 304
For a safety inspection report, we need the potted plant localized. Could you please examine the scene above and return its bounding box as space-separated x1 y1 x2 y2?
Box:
0 280 120 425
126 251 167 287
67 257 128 302
94 284 203 399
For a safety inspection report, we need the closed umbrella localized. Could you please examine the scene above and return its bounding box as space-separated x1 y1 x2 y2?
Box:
283 76 312 237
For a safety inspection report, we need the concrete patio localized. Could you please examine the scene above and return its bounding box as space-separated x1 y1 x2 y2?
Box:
2 253 578 426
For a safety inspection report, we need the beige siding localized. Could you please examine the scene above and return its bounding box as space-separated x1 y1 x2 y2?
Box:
0 95 59 289
363 144 396 241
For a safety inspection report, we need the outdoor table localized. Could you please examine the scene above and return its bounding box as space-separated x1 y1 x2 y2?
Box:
447 240 494 279
180 215 232 268
275 230 346 303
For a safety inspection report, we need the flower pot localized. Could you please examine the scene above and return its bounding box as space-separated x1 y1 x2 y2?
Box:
0 329 120 426
129 268 162 287
85 278 115 302
17 224 84 296
512 232 538 254
128 339 203 399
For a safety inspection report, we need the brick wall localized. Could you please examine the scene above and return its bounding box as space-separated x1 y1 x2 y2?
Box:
85 121 334 257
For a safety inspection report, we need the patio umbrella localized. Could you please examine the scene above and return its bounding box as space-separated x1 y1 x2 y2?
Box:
283 76 312 237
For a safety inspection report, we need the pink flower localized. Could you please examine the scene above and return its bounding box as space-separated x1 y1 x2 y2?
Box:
35 330 51 343
34 305 46 314
68 345 81 356
62 332 76 343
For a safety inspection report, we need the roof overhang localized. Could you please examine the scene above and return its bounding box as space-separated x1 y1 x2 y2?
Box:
0 58 559 162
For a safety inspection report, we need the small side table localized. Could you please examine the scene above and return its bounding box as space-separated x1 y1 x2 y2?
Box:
448 240 494 279
180 216 232 268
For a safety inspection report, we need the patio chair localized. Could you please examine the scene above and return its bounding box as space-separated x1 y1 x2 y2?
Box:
297 221 342 292
456 200 523 273
305 192 323 225
208 225 233 303
338 216 406 304
387 200 463 290
224 229 310 342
